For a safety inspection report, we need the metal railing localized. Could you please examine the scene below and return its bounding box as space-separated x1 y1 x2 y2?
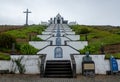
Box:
40 54 46 77
70 54 76 78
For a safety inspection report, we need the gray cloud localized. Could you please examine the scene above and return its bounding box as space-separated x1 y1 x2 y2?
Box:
0 0 120 26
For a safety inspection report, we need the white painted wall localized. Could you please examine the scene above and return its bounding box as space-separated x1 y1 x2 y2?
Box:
65 35 80 40
29 41 50 49
0 61 10 70
64 29 73 31
37 46 79 60
45 29 53 31
67 41 88 50
69 22 77 25
74 54 120 74
0 55 41 74
37 35 52 40
62 24 70 28
52 32 66 36
42 32 52 34
1 55 120 74
48 37 70 45
65 31 75 35
53 30 65 32
11 55 41 74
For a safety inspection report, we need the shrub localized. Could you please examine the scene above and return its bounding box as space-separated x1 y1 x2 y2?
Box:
0 33 16 49
31 36 43 41
105 53 120 59
0 53 11 60
79 28 90 34
20 44 38 54
80 45 96 54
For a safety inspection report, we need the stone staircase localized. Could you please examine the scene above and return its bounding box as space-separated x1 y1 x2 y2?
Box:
44 60 73 78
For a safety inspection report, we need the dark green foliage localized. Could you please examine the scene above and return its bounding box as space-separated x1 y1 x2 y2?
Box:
79 28 90 34
80 46 96 54
0 33 16 49
15 43 21 51
20 44 38 54
71 25 90 34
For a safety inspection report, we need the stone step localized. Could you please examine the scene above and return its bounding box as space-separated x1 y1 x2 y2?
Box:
46 68 71 71
46 60 70 62
44 60 73 78
46 64 71 68
46 62 71 65
44 74 73 78
45 70 72 74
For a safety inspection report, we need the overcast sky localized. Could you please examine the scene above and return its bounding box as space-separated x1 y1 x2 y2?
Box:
0 0 120 26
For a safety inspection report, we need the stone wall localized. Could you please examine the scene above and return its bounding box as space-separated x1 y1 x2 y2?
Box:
65 35 80 40
73 54 120 74
0 55 41 74
0 55 120 74
0 61 10 70
29 41 51 49
48 37 69 45
37 46 80 60
67 41 88 50
42 32 52 34
37 35 52 40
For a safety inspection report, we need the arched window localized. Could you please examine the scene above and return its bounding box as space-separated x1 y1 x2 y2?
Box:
56 37 61 46
54 47 63 58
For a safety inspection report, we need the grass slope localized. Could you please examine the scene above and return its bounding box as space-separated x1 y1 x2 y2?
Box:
0 25 46 59
71 25 120 58
5 25 45 39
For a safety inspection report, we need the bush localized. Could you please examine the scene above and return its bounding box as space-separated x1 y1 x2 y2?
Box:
105 53 120 59
20 44 38 54
80 45 96 54
0 53 11 60
31 36 43 41
0 33 16 49
79 28 90 34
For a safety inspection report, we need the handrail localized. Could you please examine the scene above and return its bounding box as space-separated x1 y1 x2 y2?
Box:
70 54 76 78
40 54 46 77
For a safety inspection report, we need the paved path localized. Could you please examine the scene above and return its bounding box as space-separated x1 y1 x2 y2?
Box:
0 74 120 82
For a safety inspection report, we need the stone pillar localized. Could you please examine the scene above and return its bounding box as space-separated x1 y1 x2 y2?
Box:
11 43 15 55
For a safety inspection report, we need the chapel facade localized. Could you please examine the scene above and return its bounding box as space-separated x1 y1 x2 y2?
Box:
49 13 68 24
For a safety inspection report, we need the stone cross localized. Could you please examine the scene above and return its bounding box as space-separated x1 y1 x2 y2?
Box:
23 9 31 26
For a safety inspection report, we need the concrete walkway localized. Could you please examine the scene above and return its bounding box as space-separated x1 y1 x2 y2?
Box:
0 74 120 82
